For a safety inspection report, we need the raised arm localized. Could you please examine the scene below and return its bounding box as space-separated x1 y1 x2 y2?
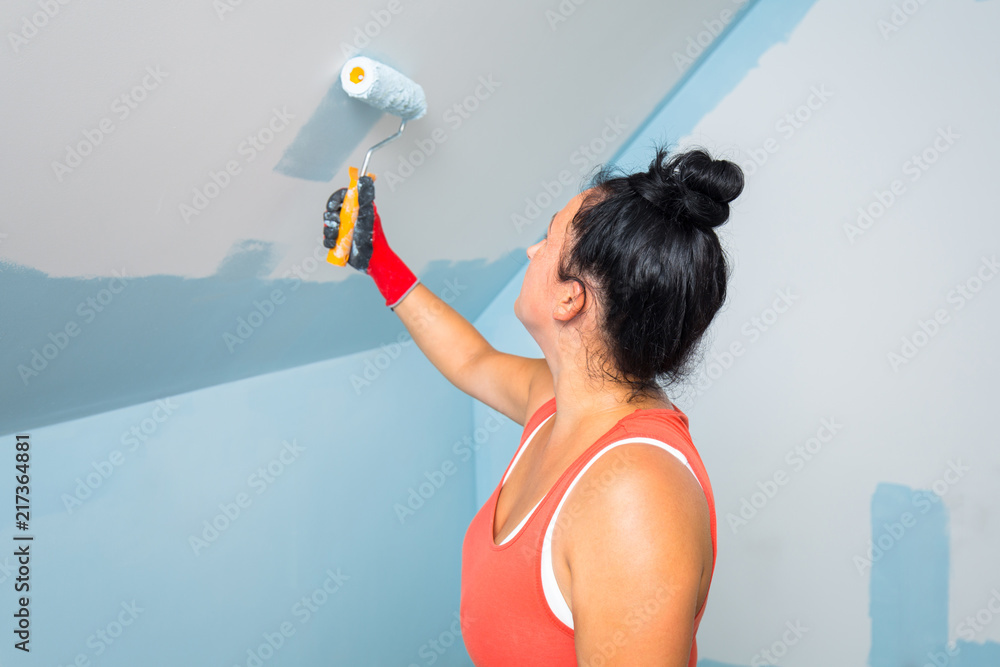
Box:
321 175 547 425
392 283 548 426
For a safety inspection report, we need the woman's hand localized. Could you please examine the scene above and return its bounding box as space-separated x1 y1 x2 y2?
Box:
323 174 419 309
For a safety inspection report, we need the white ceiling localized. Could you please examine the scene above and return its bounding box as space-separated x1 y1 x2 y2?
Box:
1 0 742 432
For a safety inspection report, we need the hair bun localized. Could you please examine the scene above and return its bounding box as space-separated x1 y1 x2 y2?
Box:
634 147 744 230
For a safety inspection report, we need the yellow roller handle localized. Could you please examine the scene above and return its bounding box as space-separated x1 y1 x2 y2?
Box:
327 167 376 266
327 167 358 266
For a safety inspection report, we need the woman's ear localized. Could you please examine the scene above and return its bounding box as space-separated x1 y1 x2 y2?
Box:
553 279 585 321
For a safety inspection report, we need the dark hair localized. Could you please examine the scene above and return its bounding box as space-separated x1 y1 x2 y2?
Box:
557 144 744 402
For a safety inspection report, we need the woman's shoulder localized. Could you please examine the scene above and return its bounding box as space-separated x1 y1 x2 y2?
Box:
621 401 692 443
567 398 707 516
559 427 714 614
561 404 715 563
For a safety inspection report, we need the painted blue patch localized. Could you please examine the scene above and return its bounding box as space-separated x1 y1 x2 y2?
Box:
696 482 1000 666
0 244 527 435
273 79 382 182
868 483 949 666
214 239 278 280
954 638 1000 665
610 0 821 174
868 484 1000 667
273 52 424 182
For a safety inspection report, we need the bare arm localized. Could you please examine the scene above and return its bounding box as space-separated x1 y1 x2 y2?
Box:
569 447 712 666
392 283 548 425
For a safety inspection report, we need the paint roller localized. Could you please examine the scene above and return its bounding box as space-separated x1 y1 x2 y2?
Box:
324 56 426 268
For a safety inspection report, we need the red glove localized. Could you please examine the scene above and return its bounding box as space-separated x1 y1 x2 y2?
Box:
323 176 419 309
367 203 420 308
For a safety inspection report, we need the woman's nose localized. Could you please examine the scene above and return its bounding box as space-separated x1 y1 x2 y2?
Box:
526 242 538 259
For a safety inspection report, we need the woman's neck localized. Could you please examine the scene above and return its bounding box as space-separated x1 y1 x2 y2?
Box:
542 360 673 454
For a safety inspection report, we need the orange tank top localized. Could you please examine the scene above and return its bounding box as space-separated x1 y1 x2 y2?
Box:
460 397 717 666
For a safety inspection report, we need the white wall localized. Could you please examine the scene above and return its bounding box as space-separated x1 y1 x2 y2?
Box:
473 0 1000 664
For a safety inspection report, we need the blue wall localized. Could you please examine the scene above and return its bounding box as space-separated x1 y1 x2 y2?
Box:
1 343 482 666
470 259 539 510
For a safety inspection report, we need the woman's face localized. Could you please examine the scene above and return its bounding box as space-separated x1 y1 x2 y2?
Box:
514 190 589 337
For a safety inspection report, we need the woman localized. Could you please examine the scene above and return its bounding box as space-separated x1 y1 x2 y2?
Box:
324 145 744 665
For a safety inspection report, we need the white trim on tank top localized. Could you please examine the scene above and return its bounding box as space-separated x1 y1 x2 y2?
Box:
496 414 554 544
498 420 702 630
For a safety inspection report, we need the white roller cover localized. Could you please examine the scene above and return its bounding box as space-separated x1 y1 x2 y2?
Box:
340 56 427 120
